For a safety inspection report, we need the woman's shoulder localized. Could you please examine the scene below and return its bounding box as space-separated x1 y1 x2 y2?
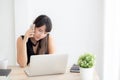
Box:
47 34 54 45
48 34 53 40
21 35 24 39
17 35 24 42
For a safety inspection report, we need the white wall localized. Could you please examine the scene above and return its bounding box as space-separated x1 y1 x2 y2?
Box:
0 0 15 65
0 0 104 79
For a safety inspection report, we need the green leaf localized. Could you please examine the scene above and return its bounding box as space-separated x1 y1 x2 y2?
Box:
77 53 95 68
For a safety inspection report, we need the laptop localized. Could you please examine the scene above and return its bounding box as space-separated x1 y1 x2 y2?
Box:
24 54 68 76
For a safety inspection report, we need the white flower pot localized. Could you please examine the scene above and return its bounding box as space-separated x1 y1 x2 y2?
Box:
80 67 94 80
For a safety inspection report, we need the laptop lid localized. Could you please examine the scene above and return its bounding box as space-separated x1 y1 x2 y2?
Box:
26 54 68 76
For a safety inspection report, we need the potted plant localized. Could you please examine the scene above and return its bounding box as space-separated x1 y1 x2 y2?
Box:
78 53 95 80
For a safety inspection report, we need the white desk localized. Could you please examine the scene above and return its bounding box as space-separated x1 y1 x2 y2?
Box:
8 66 99 80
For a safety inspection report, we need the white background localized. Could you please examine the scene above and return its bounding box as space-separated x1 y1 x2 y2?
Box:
1 0 120 80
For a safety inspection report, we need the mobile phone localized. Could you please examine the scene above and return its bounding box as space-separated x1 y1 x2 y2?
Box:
30 24 35 30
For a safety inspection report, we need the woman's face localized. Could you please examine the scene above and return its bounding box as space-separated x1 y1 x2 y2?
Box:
33 25 48 41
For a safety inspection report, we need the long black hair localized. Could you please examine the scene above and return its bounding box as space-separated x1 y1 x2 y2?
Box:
33 15 52 54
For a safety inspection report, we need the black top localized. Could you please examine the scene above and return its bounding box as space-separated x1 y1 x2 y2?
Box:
21 35 49 65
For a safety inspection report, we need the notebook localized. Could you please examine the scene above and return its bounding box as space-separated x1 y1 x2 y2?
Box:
24 54 68 76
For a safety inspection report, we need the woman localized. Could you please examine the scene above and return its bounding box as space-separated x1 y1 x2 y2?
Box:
17 15 55 67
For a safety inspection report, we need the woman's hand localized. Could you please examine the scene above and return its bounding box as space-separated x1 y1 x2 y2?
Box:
24 24 35 43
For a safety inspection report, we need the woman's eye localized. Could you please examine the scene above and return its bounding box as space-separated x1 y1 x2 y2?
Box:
39 30 43 32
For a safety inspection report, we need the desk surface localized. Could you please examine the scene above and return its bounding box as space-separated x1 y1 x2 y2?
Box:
8 66 98 80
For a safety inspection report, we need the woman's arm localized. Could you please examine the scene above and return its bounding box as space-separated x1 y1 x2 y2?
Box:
17 36 28 68
48 35 55 54
17 25 35 67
